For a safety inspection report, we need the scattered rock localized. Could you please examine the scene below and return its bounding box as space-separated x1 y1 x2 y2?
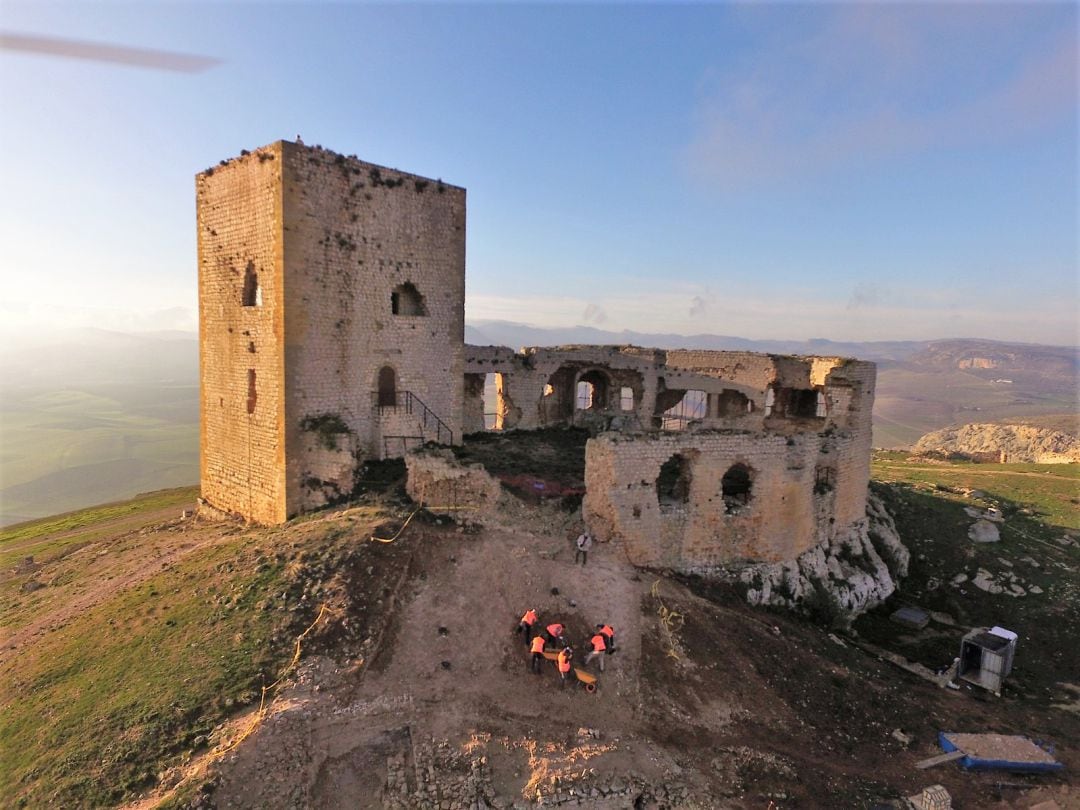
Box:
971 569 1003 594
891 728 913 747
20 579 45 593
969 520 1000 543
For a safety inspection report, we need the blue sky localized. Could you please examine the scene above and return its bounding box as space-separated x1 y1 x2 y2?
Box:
0 2 1076 343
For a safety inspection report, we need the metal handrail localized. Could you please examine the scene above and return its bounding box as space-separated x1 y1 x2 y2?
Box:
374 390 454 445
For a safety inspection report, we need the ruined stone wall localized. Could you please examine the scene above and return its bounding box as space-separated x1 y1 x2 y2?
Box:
463 346 872 441
278 143 466 513
404 449 501 521
583 427 869 569
197 144 287 524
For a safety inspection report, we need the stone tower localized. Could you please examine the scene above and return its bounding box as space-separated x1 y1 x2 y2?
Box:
198 141 465 523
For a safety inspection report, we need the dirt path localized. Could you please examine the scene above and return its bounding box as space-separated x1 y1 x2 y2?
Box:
0 516 235 662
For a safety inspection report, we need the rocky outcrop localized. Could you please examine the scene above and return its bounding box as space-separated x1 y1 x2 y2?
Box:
741 492 910 621
913 423 1080 464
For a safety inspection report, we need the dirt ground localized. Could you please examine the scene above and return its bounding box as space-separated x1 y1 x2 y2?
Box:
189 494 1077 810
8 482 1074 809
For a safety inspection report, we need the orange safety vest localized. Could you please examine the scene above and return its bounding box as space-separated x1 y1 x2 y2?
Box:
521 610 538 625
599 625 615 640
530 636 546 654
590 633 606 652
557 651 572 673
546 623 563 637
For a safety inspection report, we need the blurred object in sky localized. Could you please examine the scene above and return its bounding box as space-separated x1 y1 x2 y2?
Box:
0 31 221 72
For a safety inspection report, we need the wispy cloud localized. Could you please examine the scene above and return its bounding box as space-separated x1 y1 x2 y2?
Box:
582 302 608 325
685 6 1078 188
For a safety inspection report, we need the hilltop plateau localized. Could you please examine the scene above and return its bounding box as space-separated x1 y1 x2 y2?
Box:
2 446 1078 809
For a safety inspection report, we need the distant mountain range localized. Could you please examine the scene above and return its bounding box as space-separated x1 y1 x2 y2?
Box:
1 324 1075 526
464 320 930 360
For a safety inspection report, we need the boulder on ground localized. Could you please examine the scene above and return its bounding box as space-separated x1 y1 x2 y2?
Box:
969 520 1000 544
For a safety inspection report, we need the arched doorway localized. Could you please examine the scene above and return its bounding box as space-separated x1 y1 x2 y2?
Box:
377 366 397 407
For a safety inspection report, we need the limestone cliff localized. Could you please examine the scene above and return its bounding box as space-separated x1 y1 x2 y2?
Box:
913 423 1080 464
741 493 909 620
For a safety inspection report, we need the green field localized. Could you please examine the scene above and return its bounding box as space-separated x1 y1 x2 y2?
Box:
872 450 1080 531
0 384 198 526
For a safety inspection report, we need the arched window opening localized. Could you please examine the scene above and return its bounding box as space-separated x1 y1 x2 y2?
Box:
242 262 261 307
715 389 751 417
390 282 427 316
659 389 706 431
377 366 397 407
657 453 694 512
575 369 610 411
721 463 753 514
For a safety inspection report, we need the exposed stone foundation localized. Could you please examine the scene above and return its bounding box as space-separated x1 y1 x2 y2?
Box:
404 449 502 522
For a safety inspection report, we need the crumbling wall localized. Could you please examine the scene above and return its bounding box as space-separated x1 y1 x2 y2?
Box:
584 430 867 566
405 449 502 521
463 345 872 439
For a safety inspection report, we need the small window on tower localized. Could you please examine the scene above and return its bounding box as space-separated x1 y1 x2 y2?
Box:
391 282 427 316
242 262 261 307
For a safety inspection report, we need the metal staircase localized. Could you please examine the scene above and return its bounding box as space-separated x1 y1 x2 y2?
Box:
375 390 453 457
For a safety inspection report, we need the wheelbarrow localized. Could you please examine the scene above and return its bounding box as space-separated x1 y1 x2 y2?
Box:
543 651 598 693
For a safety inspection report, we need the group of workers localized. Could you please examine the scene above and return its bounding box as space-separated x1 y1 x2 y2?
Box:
517 609 616 689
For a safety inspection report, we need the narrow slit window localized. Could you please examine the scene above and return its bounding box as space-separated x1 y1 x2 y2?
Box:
242 262 261 307
246 369 257 414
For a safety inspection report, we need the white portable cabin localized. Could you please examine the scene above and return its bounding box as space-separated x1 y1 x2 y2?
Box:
958 626 1017 695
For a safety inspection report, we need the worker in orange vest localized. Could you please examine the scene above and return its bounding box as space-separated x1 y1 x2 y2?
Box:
595 623 616 654
584 631 606 672
517 608 539 647
557 646 574 689
529 634 546 674
543 623 565 647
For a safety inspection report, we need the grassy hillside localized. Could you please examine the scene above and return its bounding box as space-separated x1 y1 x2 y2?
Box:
0 488 413 807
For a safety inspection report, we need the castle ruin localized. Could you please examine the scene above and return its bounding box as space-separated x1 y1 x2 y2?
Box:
198 142 893 589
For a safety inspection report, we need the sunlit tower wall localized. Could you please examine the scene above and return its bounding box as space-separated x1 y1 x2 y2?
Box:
197 140 465 524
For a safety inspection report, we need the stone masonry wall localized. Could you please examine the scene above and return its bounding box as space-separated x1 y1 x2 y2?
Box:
197 144 287 524
583 429 868 568
404 449 502 521
280 143 466 514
